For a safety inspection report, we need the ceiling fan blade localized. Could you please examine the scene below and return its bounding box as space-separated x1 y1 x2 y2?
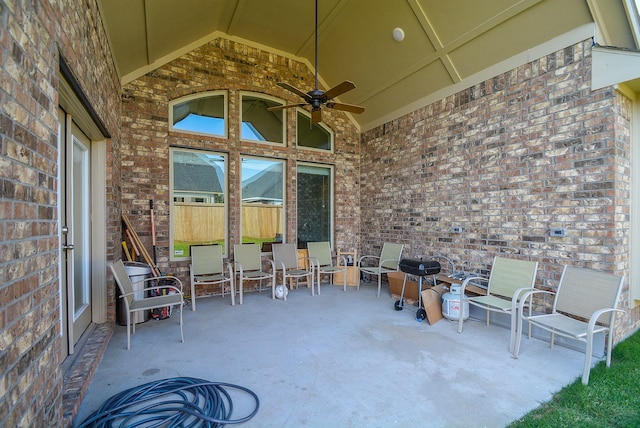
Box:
311 108 322 124
277 82 311 102
323 81 356 100
326 102 365 114
267 103 307 111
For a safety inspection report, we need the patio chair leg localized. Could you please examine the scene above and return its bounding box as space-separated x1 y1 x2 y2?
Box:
582 334 594 385
377 275 381 298
179 303 184 343
457 309 464 334
126 313 131 350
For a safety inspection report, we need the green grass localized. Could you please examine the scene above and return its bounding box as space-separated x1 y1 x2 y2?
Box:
174 237 276 257
509 329 640 427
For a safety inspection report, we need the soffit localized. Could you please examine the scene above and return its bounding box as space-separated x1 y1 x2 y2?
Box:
97 0 638 131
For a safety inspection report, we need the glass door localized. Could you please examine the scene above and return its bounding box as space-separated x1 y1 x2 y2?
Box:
297 164 333 248
60 109 92 356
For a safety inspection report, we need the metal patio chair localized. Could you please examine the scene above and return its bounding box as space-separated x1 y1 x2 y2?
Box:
357 242 404 298
233 243 276 304
307 241 347 293
272 243 315 299
189 244 235 310
457 256 538 353
110 259 184 350
513 266 625 384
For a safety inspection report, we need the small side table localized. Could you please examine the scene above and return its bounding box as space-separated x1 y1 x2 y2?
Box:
333 250 359 286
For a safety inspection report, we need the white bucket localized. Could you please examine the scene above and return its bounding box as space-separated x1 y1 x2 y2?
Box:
442 284 469 321
120 261 152 325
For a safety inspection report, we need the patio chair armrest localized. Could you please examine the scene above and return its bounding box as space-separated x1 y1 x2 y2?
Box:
234 260 244 275
459 275 487 294
307 256 319 268
587 308 625 333
378 257 399 269
273 259 287 274
430 254 456 273
357 255 380 268
141 275 184 291
336 255 348 267
262 256 276 272
121 284 184 297
509 286 536 312
516 289 553 313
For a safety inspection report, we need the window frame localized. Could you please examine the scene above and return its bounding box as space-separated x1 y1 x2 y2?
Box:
169 91 228 139
296 108 334 152
169 147 228 260
239 92 285 145
240 156 286 248
296 162 335 249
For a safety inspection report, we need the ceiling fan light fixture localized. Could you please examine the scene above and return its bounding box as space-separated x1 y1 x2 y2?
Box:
392 27 405 42
268 0 365 124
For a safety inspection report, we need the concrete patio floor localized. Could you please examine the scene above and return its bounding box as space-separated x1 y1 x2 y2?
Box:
74 281 589 428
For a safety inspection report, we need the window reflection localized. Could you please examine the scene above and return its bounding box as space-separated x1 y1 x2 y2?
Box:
241 157 284 247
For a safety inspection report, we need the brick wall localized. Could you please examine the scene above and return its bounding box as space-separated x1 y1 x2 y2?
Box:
120 38 360 287
0 0 121 426
360 40 639 338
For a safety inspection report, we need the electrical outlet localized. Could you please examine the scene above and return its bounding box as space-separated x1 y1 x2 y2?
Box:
550 227 567 237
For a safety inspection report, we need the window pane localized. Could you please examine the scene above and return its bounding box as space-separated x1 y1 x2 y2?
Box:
297 164 332 249
171 149 226 258
171 93 226 137
241 157 284 248
297 111 332 150
241 94 284 143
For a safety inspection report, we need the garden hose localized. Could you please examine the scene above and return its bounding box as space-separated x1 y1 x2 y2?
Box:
77 376 259 427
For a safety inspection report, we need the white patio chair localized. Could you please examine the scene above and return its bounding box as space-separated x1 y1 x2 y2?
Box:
189 244 235 310
272 243 315 300
513 266 625 384
457 256 538 354
233 243 276 304
357 242 404 297
110 259 184 350
307 241 347 293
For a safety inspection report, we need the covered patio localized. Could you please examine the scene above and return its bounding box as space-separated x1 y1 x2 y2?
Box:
74 282 587 427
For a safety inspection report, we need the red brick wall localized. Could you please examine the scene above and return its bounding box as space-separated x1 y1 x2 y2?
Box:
121 38 361 285
0 0 121 426
360 40 638 335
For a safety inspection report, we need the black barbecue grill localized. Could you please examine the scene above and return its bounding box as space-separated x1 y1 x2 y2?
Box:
395 258 441 320
398 259 441 276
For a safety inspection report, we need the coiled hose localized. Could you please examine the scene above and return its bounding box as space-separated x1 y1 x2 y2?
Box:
76 377 260 427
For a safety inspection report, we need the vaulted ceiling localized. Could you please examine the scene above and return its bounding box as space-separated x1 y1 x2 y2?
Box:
97 0 639 131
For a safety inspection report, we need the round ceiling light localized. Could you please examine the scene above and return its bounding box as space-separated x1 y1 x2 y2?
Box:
392 27 405 42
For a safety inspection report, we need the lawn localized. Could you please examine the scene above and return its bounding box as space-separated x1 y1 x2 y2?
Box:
509 329 640 427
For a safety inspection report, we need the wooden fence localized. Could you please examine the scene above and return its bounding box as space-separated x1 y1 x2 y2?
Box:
174 202 282 242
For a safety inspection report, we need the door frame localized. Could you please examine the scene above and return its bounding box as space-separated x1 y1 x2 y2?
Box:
58 77 108 357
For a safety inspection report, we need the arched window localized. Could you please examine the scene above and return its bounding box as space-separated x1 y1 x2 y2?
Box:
297 110 333 151
169 91 227 138
240 92 285 144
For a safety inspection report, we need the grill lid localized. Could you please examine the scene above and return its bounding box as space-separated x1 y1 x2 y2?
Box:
399 259 441 276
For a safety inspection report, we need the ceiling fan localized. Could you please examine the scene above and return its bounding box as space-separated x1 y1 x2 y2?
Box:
268 0 365 124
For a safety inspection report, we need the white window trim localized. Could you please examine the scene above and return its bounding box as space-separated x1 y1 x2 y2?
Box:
169 147 229 260
296 108 335 153
168 91 228 139
239 91 286 145
240 155 286 246
296 162 335 248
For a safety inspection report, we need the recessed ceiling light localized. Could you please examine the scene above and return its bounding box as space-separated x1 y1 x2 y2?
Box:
392 27 405 42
